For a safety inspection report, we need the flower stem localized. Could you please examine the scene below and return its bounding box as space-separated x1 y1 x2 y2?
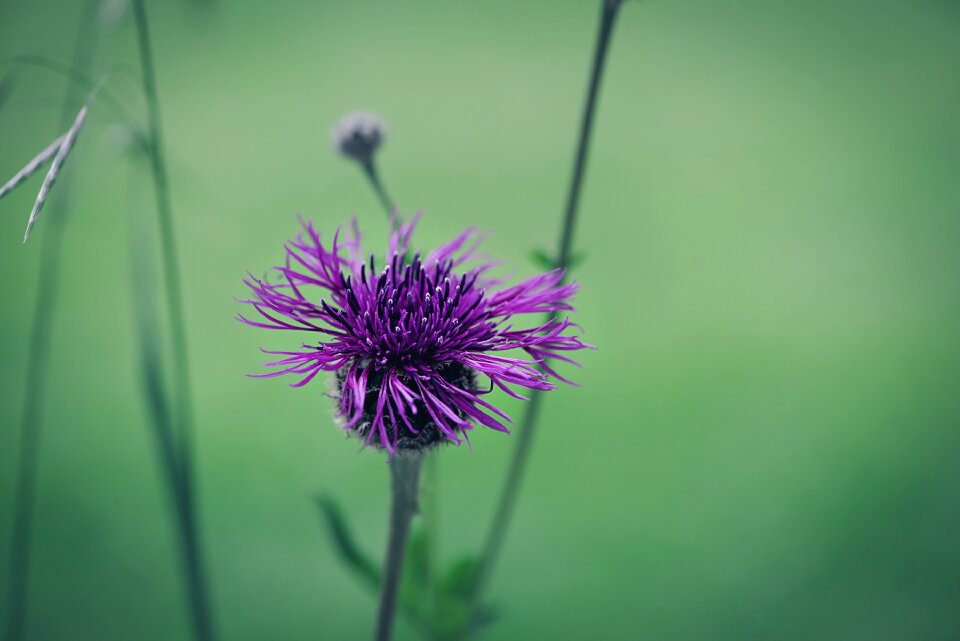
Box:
2 3 99 640
422 452 438 622
130 1 216 640
375 455 423 641
361 158 395 219
471 0 624 603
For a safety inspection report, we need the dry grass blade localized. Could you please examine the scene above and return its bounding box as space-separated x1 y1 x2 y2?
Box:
0 135 66 201
22 73 108 243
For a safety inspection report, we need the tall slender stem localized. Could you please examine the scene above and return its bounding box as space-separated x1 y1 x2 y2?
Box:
130 1 215 640
421 451 438 630
360 158 395 218
375 455 423 641
472 0 624 602
2 3 99 640
352 153 439 635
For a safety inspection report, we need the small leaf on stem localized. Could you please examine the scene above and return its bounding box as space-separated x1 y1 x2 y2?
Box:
314 494 381 589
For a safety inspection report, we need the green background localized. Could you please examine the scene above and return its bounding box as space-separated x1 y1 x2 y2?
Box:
2 0 959 639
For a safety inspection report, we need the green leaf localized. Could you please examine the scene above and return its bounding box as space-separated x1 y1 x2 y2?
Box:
314 495 380 589
530 248 587 272
440 556 480 600
398 526 429 619
530 248 556 270
566 250 587 270
314 500 434 634
418 557 500 640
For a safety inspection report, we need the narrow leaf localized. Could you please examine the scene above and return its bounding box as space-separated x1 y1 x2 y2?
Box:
530 248 587 271
0 135 65 202
426 556 502 640
22 73 108 243
314 495 380 589
565 250 586 270
398 527 429 620
529 248 556 270
441 556 480 599
405 527 430 592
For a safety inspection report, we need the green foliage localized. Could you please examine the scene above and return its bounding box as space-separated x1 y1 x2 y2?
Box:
530 248 586 271
427 556 495 640
314 495 380 590
316 502 497 640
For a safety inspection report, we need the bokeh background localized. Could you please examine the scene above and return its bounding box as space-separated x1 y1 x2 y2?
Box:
2 0 960 639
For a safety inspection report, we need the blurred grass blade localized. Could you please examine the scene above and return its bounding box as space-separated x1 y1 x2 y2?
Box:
22 73 108 243
128 190 181 502
315 494 380 589
3 55 146 137
98 0 130 27
0 70 15 111
0 135 65 201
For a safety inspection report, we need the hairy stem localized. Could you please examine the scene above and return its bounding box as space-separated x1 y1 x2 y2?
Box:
130 1 215 640
2 3 99 640
471 0 624 603
375 455 423 641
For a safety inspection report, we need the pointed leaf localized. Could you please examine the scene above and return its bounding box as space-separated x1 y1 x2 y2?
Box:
564 250 586 270
530 248 586 272
440 556 480 599
23 72 108 242
398 526 430 620
314 495 380 589
529 248 556 270
425 557 501 639
0 135 65 201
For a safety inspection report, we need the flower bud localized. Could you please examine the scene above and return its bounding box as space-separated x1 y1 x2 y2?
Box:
330 111 386 165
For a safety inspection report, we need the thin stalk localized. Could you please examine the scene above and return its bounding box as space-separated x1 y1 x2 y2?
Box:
360 158 394 218
375 455 423 641
471 0 624 603
422 452 438 627
130 1 215 640
351 156 438 634
2 3 99 640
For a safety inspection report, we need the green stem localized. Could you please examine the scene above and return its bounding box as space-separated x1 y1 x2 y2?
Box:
361 158 395 219
471 0 624 604
130 1 215 640
422 452 438 626
2 3 99 640
375 455 423 641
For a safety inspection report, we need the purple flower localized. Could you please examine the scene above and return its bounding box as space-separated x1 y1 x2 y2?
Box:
240 214 590 454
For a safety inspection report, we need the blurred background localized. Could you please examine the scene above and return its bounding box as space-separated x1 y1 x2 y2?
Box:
2 0 959 639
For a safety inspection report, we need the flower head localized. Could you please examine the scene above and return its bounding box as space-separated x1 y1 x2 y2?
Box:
240 214 590 454
330 112 386 165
